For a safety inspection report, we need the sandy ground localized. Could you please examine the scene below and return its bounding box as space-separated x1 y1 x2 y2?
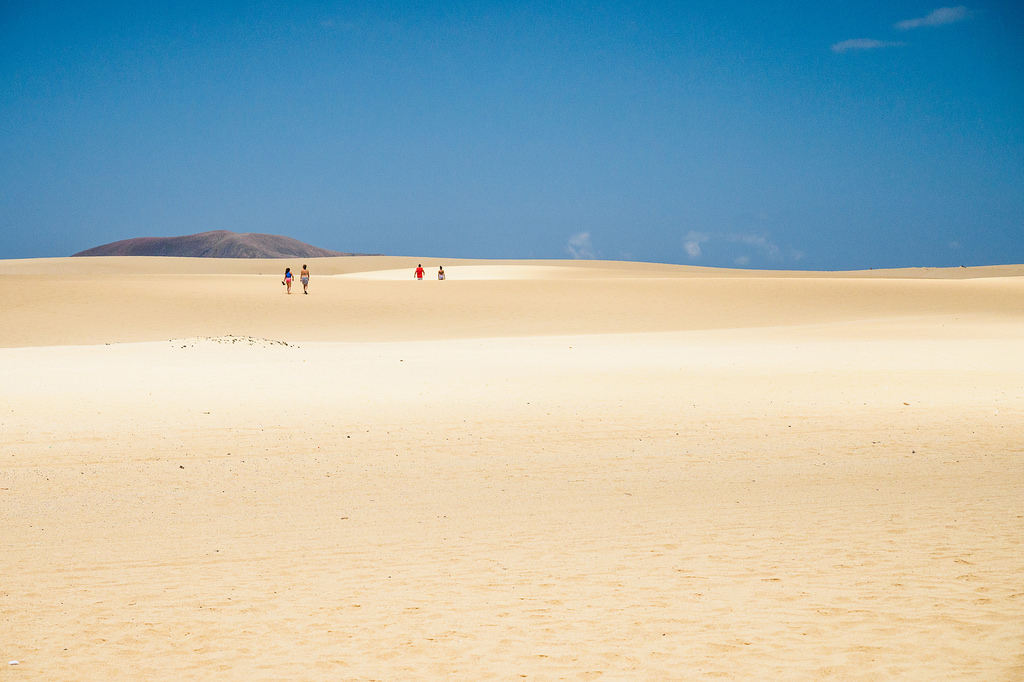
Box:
1 256 1022 680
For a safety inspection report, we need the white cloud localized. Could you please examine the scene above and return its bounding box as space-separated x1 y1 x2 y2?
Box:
566 231 596 259
831 38 905 53
896 6 969 30
684 231 794 265
683 231 709 259
728 233 780 258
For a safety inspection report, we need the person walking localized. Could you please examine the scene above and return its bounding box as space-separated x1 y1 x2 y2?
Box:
414 264 425 280
300 264 310 294
437 265 445 280
282 267 294 294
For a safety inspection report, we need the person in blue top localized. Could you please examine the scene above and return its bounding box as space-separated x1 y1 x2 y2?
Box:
282 267 294 294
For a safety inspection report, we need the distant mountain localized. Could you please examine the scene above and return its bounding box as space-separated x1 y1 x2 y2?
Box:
72 230 360 258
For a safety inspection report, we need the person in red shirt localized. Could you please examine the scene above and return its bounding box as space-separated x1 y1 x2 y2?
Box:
414 264 425 280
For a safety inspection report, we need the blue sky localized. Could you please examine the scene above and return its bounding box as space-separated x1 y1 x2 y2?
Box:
2 1 1022 268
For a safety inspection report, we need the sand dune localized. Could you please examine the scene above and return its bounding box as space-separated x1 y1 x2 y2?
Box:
1 257 1022 347
337 264 605 280
2 257 1022 679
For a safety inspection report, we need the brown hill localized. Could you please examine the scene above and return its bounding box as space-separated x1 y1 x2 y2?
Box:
72 230 359 258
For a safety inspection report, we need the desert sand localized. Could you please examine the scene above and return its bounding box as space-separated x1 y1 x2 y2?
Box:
1 256 1022 680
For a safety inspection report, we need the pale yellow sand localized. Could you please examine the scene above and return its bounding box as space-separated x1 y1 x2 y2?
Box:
1 257 1022 679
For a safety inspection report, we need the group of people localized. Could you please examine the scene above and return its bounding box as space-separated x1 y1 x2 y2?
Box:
281 263 447 294
414 264 445 280
281 265 310 294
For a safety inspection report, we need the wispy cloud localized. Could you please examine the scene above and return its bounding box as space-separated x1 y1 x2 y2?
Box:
683 231 709 259
566 231 596 259
895 6 969 30
831 38 905 53
728 233 780 258
683 231 796 264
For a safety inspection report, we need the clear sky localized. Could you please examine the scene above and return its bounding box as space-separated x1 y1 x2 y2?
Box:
2 2 1022 268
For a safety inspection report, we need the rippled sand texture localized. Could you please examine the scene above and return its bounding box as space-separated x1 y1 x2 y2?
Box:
2 257 1022 680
